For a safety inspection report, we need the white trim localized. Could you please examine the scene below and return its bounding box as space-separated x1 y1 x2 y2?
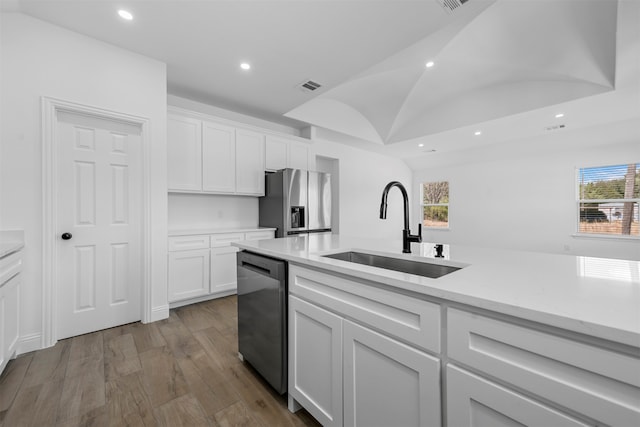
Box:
168 290 237 309
571 233 640 241
420 181 451 230
148 304 170 323
168 105 312 145
41 97 153 347
16 333 43 355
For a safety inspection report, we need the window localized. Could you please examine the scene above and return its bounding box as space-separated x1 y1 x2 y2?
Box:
421 181 449 228
577 163 639 237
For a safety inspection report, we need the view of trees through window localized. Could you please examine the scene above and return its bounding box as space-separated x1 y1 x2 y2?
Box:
578 163 639 236
422 181 449 228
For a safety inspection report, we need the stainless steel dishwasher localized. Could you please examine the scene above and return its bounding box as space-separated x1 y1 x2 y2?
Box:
236 250 288 394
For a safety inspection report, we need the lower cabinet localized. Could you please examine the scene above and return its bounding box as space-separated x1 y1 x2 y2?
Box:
210 246 239 294
447 365 589 427
289 296 343 427
1 250 21 375
168 230 274 304
289 295 441 427
288 266 640 427
447 308 640 426
168 248 210 302
343 320 440 427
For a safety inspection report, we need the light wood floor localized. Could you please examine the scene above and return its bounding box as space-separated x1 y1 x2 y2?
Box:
0 295 321 427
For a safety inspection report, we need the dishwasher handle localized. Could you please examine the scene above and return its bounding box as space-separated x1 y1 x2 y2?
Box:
237 251 286 281
240 261 272 276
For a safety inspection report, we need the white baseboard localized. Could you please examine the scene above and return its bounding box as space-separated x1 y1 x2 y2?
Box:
147 304 170 323
16 333 43 355
168 290 236 310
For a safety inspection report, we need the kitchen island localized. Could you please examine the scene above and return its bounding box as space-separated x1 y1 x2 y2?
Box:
234 233 640 427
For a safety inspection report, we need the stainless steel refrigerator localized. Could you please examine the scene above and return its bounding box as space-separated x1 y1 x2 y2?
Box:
259 168 331 237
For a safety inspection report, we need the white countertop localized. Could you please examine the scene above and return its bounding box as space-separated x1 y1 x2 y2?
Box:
0 230 24 259
169 227 276 236
234 234 640 348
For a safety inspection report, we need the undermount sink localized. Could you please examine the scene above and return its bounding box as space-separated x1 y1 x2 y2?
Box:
322 251 462 279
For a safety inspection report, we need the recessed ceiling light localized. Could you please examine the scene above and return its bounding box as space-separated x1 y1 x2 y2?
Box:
117 9 133 21
425 61 435 68
418 143 424 147
555 113 565 118
240 62 251 70
474 130 482 136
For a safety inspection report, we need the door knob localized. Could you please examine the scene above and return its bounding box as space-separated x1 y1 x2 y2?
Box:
61 233 72 240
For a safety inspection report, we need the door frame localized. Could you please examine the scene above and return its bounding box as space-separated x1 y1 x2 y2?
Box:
41 96 152 348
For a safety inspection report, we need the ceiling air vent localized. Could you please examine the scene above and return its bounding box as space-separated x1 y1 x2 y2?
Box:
544 124 566 132
435 0 470 14
299 80 323 93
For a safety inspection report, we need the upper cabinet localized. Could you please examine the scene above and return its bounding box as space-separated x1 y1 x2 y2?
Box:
236 129 265 195
202 121 236 193
168 111 265 196
265 135 309 171
168 114 202 191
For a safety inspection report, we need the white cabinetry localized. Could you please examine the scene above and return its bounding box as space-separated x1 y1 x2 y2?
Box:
202 121 236 193
265 135 309 171
210 232 244 295
168 230 274 305
168 247 210 302
235 129 265 195
0 250 22 375
265 136 287 170
343 319 440 427
447 308 640 427
167 114 202 191
289 143 309 170
288 265 441 427
447 365 589 427
168 111 265 196
289 296 343 427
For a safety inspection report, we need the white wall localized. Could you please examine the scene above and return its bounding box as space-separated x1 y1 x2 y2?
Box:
0 13 168 350
168 194 259 230
413 118 640 260
310 135 414 247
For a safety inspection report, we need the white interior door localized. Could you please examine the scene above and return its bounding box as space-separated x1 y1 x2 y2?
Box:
56 111 142 340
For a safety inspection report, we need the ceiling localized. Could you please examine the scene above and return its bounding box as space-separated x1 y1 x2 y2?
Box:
4 0 640 161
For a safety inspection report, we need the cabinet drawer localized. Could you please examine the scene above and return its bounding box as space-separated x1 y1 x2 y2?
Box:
447 308 640 426
290 265 440 353
244 230 274 241
210 233 244 247
0 251 22 286
447 365 589 427
168 235 210 251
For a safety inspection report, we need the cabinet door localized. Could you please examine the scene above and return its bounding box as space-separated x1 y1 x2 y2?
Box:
4 275 19 360
210 246 239 294
289 296 343 427
168 249 210 302
235 129 265 195
265 136 288 171
168 114 202 191
343 320 441 427
289 143 309 170
202 121 236 193
447 365 589 427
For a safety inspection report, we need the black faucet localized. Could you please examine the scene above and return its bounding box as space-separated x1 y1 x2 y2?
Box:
379 181 422 253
